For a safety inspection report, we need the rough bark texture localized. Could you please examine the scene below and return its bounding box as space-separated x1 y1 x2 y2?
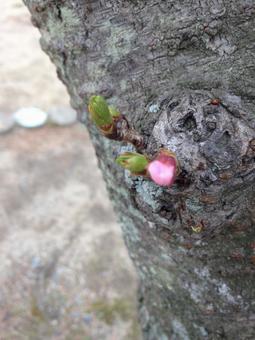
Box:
23 1 255 339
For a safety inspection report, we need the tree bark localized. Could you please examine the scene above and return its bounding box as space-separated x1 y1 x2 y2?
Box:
23 1 255 338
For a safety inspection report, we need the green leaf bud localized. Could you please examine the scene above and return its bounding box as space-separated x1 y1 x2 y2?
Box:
116 152 149 174
88 96 113 129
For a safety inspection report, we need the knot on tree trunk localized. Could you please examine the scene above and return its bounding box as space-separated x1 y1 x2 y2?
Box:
128 91 255 239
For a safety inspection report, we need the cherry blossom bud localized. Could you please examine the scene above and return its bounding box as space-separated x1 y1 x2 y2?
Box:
116 152 149 174
147 149 179 187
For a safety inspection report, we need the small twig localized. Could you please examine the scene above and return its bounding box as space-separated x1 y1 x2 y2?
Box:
113 115 144 148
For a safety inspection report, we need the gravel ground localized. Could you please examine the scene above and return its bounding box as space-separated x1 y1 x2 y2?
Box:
0 1 140 339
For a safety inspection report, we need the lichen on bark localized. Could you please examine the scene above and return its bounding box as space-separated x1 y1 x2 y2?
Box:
23 0 255 338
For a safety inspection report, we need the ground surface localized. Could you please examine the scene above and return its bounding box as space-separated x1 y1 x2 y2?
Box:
0 1 140 339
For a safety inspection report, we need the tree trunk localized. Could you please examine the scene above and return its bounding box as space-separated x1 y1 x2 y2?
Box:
23 1 255 338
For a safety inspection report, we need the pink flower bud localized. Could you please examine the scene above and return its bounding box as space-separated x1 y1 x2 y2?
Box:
147 150 178 186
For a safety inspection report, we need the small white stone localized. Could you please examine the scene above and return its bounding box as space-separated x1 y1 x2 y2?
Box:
48 106 77 126
14 107 48 128
0 113 15 134
51 319 58 326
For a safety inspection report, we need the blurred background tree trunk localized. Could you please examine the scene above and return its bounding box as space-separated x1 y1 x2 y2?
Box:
24 1 255 338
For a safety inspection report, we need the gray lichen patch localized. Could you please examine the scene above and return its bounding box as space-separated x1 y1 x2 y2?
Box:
148 103 160 114
185 197 203 214
192 266 243 308
44 7 80 43
135 181 163 211
171 319 190 340
104 24 136 63
60 7 80 27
